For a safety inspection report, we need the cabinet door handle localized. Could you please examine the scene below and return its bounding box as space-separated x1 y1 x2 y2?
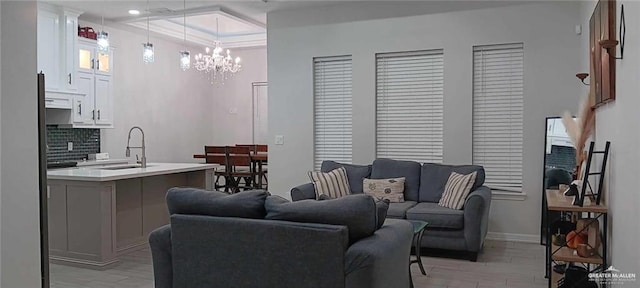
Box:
45 99 54 102
78 103 82 115
68 73 72 85
91 59 95 69
97 110 101 120
92 110 95 120
96 60 100 70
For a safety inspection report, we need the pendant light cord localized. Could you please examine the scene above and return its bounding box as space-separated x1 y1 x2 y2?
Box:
146 0 150 43
183 0 186 46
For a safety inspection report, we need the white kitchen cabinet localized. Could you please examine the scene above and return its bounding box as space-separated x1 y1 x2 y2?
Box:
75 39 114 128
94 75 113 126
74 72 94 125
47 39 115 128
63 11 79 91
38 3 82 108
37 8 60 91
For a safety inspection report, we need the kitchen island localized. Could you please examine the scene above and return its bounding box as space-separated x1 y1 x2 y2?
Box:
47 162 217 269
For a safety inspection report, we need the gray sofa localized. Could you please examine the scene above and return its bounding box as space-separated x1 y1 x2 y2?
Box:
291 159 492 261
149 188 414 288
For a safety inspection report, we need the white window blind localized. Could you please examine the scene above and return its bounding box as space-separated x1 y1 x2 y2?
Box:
313 55 352 171
473 43 524 191
376 49 444 163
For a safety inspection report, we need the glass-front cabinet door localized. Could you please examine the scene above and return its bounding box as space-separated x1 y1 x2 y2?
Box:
78 42 94 74
95 50 112 76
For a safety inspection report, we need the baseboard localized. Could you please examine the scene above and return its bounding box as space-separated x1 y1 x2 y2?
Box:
486 232 539 243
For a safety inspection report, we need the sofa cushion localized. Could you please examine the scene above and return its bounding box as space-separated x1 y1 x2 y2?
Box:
438 171 478 210
321 161 372 194
405 202 464 229
166 188 268 219
370 159 421 201
386 201 418 219
419 163 485 203
265 194 377 244
363 177 405 202
309 167 351 199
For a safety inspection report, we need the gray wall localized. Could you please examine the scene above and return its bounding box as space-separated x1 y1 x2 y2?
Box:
579 0 640 275
1 1 42 286
211 47 268 145
81 21 217 163
84 21 267 163
267 2 582 238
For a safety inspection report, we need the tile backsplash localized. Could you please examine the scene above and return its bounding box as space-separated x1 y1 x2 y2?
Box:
47 125 100 162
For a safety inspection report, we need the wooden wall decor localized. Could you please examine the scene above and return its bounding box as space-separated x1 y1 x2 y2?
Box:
589 0 617 107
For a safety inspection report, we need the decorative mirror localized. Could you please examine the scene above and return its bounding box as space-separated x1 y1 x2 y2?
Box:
540 117 576 244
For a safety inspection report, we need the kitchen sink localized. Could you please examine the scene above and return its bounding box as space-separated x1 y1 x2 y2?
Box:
93 164 153 170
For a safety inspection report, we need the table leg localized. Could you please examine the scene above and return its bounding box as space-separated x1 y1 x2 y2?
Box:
416 230 426 276
257 161 263 189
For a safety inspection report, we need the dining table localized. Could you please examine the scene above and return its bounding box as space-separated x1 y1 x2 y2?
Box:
193 151 268 189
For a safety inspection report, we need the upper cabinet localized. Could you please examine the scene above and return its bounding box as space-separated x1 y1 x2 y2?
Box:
37 3 82 107
42 3 115 129
37 8 61 91
75 39 114 128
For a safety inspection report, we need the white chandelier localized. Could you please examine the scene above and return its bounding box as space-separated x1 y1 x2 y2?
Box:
194 42 241 78
193 18 241 81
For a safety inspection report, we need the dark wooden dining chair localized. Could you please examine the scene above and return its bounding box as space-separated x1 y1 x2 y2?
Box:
204 146 231 192
226 146 256 193
256 144 268 152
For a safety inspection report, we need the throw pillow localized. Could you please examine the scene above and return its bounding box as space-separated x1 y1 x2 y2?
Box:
264 194 377 244
166 188 268 219
308 167 351 199
363 177 406 203
375 199 390 229
438 171 478 210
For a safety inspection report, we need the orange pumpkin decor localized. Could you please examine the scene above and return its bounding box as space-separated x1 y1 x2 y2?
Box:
566 230 588 249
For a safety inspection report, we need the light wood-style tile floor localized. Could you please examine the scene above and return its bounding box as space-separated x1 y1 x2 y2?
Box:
51 240 547 288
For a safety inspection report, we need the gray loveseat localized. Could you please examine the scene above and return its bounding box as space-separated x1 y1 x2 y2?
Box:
149 188 414 288
291 158 492 261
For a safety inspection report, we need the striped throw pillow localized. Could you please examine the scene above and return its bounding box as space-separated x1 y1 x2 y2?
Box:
438 171 478 210
308 167 351 199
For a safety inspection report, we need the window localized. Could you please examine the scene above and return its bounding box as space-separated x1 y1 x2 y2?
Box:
376 49 444 163
473 43 524 191
313 55 352 170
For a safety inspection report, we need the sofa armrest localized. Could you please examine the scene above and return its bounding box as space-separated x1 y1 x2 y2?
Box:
290 182 316 201
149 225 173 288
463 186 492 252
344 219 413 288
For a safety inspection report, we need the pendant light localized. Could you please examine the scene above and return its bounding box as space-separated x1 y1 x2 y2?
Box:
179 0 190 70
142 0 154 63
97 14 109 52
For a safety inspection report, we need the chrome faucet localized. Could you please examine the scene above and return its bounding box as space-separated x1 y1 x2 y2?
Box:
126 126 147 168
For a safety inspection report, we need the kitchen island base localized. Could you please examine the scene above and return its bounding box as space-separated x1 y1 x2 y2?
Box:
48 165 214 269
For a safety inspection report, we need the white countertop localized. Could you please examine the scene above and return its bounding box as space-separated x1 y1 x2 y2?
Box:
47 162 218 182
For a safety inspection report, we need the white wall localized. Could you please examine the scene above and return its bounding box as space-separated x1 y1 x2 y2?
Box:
579 0 640 275
267 2 582 238
210 47 268 145
81 21 217 163
1 1 42 287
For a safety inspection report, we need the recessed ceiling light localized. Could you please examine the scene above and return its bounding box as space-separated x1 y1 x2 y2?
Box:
128 10 140 15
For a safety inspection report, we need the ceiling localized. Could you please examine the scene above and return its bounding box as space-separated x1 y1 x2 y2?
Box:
45 1 531 49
